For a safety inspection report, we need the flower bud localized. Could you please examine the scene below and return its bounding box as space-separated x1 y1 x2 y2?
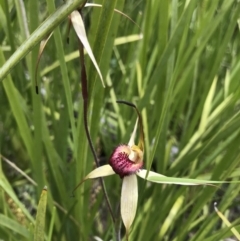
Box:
109 145 143 178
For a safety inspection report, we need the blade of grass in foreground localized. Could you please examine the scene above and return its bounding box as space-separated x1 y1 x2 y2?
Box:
46 0 77 155
0 214 31 239
0 0 86 81
214 203 240 240
34 186 48 241
0 49 33 159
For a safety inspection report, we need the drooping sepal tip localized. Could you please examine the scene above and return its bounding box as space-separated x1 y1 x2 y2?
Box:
70 10 105 88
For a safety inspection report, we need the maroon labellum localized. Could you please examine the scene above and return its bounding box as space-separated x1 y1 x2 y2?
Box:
109 144 143 178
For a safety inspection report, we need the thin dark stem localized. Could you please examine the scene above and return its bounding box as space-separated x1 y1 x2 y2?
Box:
115 202 122 241
78 12 115 224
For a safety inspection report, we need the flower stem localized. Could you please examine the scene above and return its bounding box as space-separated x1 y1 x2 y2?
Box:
77 10 115 224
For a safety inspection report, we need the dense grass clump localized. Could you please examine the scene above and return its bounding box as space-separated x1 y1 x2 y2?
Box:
1 0 240 240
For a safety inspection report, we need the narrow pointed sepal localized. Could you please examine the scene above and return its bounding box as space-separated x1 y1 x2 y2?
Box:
85 165 116 179
73 165 116 195
128 118 138 146
136 169 217 185
121 175 138 238
70 10 105 87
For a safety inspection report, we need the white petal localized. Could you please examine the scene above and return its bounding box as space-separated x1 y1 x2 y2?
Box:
121 175 138 236
70 11 105 87
85 165 115 179
128 118 138 146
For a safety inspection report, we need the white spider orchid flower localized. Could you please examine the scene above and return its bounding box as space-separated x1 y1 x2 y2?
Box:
76 101 222 238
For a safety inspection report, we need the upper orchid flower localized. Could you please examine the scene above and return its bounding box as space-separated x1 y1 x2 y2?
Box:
75 101 223 239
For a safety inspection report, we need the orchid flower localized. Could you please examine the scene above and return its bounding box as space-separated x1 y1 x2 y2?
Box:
76 101 223 239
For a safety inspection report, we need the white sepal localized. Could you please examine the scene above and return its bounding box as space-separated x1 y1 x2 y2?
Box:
121 174 138 237
137 169 199 185
128 118 138 147
85 165 116 179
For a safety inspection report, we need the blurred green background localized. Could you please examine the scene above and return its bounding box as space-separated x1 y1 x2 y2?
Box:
1 0 240 240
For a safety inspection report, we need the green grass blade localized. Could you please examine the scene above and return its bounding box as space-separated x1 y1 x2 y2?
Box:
34 186 48 241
